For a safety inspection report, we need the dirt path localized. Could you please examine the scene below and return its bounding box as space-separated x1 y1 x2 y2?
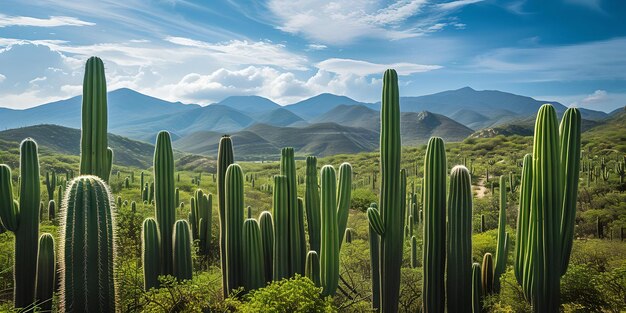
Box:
475 178 488 198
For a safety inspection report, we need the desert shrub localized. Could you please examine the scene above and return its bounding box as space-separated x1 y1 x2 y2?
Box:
350 188 377 212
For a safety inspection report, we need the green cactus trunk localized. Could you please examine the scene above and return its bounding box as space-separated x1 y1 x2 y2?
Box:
173 220 193 281
273 175 290 281
259 211 274 283
423 137 447 313
48 200 56 222
410 236 418 268
320 165 339 296
368 203 381 311
514 154 533 297
142 218 161 290
366 69 405 313
471 262 482 313
281 147 306 275
305 251 321 287
337 163 352 249
225 164 244 295
305 156 321 254
446 165 473 312
79 57 112 182
35 233 55 312
154 131 176 276
481 253 494 296
217 135 234 297
242 218 265 291
59 176 117 312
494 175 507 293
45 171 56 202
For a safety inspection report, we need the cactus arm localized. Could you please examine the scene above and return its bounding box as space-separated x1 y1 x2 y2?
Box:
367 207 385 236
336 162 352 250
0 164 18 231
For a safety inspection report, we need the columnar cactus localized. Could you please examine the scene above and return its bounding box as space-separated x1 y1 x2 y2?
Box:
35 233 55 312
242 218 265 291
366 69 406 313
172 220 193 281
514 106 581 312
45 171 56 201
471 263 482 313
320 165 340 296
259 211 274 283
423 137 447 313
494 175 507 293
305 156 321 254
59 176 117 312
198 192 212 256
368 203 381 311
280 147 306 275
142 218 161 290
154 131 176 276
446 165 473 312
189 196 198 240
305 251 321 287
79 56 112 182
344 228 353 244
514 154 532 294
273 175 290 281
337 163 353 249
0 139 41 308
410 236 418 268
481 253 494 296
225 164 244 295
217 135 234 297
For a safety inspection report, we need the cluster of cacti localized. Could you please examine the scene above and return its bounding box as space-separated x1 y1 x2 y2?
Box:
367 69 406 313
0 139 41 308
59 176 117 311
189 189 212 255
514 105 581 312
153 131 177 276
280 148 306 276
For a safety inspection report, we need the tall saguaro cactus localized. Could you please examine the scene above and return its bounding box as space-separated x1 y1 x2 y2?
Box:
514 105 581 312
154 131 176 276
225 164 244 295
59 176 117 312
217 135 234 297
423 137 447 313
305 156 321 254
367 69 406 313
142 218 161 290
320 165 340 296
446 165 472 312
35 233 55 312
0 138 41 308
79 56 112 182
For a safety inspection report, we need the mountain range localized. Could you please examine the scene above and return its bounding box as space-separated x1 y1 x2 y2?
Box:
0 87 612 157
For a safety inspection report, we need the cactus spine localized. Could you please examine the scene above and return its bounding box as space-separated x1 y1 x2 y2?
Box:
142 218 161 290
154 131 176 276
367 69 405 313
305 156 321 254
514 106 581 312
242 218 265 291
0 139 41 308
259 211 274 283
280 147 306 275
35 233 55 312
446 165 472 312
225 164 244 295
173 220 193 281
493 175 507 293
59 176 117 312
79 56 112 182
423 137 447 313
320 165 340 296
217 135 234 297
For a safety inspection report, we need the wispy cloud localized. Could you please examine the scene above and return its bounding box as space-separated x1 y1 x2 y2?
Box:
0 14 95 27
317 58 442 76
436 0 484 11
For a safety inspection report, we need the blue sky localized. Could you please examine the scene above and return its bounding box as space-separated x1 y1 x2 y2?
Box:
0 0 624 112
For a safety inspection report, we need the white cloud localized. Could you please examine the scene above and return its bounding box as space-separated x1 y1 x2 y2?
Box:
0 73 5 83
307 44 327 50
0 15 95 27
317 58 442 76
537 90 626 113
579 90 608 105
436 0 484 10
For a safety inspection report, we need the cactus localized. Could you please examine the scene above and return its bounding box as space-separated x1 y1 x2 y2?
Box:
320 165 340 296
344 228 353 244
45 171 56 201
59 176 117 312
481 253 494 296
493 175 507 293
410 236 418 268
140 171 145 191
47 200 56 221
0 139 41 308
480 214 485 233
280 147 306 275
366 70 407 313
172 220 193 281
154 131 177 276
514 154 532 292
225 164 244 295
423 137 447 313
142 218 161 290
242 218 265 291
189 196 198 240
337 163 353 249
305 156 321 254
259 211 274 283
514 105 581 312
79 57 112 182
217 135 234 297
305 251 321 287
35 233 55 312
471 263 482 313
447 165 473 312
273 175 290 281
198 191 212 256
368 203 381 311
